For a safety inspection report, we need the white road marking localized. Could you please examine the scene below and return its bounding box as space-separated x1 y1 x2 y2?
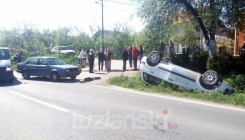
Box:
9 91 70 112
8 90 110 128
92 85 245 112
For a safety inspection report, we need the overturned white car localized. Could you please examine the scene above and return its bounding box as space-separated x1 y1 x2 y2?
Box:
140 51 234 94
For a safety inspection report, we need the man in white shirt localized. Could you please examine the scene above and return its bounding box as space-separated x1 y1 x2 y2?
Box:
78 48 87 68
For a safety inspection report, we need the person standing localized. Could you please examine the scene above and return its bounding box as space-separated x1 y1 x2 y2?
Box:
96 49 105 71
158 41 166 58
121 46 129 71
105 49 114 71
78 48 87 68
88 49 95 73
16 51 23 63
169 40 175 57
132 46 139 70
138 44 143 64
128 44 133 67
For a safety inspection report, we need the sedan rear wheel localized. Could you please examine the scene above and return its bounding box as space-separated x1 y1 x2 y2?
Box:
202 70 221 87
22 71 30 79
50 72 60 82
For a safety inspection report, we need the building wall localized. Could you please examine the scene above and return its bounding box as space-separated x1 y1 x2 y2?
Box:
238 30 245 47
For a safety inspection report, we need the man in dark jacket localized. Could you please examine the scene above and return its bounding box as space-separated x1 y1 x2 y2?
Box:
128 44 133 67
96 49 105 71
121 46 129 71
88 49 95 73
158 41 165 58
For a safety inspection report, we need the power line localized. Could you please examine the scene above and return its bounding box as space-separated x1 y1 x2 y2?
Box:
95 2 137 13
103 5 137 13
104 0 141 6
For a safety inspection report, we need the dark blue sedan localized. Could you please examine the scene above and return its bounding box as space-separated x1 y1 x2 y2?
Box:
16 57 81 82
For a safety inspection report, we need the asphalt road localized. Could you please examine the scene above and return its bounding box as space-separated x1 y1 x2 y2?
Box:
0 72 245 140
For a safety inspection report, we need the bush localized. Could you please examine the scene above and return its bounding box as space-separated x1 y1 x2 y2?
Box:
172 49 208 73
189 51 209 73
206 52 235 75
234 52 245 74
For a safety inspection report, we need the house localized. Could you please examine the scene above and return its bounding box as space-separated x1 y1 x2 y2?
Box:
234 28 245 55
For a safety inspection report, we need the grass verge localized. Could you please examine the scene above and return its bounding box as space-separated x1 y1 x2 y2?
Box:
108 72 245 107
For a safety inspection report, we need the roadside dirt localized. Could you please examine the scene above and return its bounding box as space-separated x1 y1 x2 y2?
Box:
77 59 140 86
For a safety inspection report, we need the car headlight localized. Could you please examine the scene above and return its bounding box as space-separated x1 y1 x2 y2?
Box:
65 69 69 72
6 66 13 71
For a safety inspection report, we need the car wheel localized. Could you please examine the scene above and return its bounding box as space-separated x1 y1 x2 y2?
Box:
22 71 30 79
201 70 221 87
50 72 60 82
147 51 161 66
70 76 76 80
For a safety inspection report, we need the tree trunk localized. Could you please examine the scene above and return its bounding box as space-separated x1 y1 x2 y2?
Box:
180 0 216 56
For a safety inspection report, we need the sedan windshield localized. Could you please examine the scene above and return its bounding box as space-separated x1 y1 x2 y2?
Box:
47 58 66 65
0 49 10 60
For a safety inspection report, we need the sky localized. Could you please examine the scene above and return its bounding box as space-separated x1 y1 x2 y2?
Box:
0 0 145 34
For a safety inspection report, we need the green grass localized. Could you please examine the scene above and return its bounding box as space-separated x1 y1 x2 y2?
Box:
108 73 245 107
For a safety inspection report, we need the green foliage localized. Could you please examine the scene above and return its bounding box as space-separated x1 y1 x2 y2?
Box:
216 38 234 54
172 22 199 46
172 49 209 73
233 53 245 74
108 73 245 106
223 73 245 93
0 23 136 60
206 52 235 75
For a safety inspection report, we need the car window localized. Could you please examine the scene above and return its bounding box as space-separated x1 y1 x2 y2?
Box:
0 49 10 60
28 58 39 65
38 58 47 65
54 58 66 65
47 58 55 65
61 47 69 50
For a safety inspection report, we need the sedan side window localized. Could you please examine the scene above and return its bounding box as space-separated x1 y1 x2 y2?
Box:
38 58 47 65
28 58 39 65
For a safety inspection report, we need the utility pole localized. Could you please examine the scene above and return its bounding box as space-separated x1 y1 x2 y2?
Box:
102 0 105 52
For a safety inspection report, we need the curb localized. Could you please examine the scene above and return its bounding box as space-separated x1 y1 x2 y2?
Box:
80 77 101 83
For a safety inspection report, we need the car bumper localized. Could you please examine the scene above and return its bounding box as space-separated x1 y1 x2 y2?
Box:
0 71 14 80
16 69 22 73
64 71 81 77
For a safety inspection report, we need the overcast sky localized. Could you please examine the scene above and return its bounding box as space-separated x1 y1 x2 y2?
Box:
0 0 145 34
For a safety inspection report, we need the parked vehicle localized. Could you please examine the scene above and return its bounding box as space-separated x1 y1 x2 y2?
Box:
16 57 81 82
140 51 234 94
52 46 75 55
0 47 14 83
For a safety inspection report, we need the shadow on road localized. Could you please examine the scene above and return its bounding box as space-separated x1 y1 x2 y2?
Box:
0 77 23 87
20 76 81 83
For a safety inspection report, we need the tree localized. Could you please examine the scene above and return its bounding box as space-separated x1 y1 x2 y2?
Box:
133 0 245 56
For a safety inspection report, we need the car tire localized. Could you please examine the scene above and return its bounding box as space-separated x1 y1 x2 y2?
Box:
22 71 30 79
50 72 60 82
70 76 76 80
146 51 162 66
201 70 221 87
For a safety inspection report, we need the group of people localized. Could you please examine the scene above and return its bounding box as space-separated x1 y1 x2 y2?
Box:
121 44 143 71
78 40 175 73
78 48 114 73
158 40 175 58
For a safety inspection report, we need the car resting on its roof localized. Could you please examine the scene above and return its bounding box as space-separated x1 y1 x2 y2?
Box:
139 51 234 94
